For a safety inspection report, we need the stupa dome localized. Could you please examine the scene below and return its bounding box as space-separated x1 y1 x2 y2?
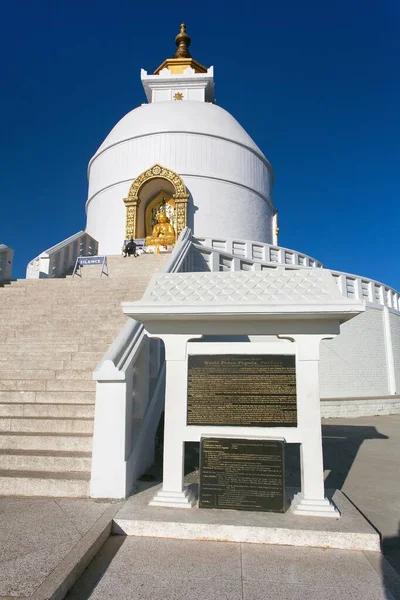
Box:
92 101 267 160
85 25 276 255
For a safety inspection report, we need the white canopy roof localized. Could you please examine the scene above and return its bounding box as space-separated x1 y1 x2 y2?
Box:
122 268 365 324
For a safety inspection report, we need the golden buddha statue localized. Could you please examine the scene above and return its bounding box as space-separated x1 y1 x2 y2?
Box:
145 213 176 246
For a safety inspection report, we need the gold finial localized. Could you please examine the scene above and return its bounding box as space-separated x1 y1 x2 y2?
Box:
154 23 207 75
174 23 192 58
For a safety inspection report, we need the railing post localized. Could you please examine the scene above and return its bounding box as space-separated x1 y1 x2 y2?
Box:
210 250 219 272
383 307 396 395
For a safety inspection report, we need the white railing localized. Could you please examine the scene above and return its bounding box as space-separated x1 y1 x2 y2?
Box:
90 227 193 498
192 239 400 313
330 270 400 312
194 236 323 268
0 245 14 282
26 231 98 279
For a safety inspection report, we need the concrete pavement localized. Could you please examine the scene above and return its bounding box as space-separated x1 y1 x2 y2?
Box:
1 415 399 599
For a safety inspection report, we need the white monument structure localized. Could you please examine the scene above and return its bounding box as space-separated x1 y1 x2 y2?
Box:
123 269 364 516
1 24 397 503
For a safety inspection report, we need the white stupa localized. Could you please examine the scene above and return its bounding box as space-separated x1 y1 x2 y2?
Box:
3 23 398 501
25 24 400 408
85 24 277 255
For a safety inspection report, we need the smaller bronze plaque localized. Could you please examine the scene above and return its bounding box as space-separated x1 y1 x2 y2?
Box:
199 437 285 513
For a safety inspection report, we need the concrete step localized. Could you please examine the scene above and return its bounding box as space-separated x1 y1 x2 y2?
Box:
7 332 121 343
0 417 94 434
0 369 95 383
0 287 146 296
0 351 75 361
0 310 123 321
2 343 81 352
0 360 65 371
0 351 102 362
55 369 93 380
0 403 94 417
0 381 95 394
0 390 95 404
0 432 92 451
1 324 124 336
0 470 90 497
0 251 166 498
0 449 91 472
44 380 96 392
0 370 57 381
0 369 94 383
0 359 98 372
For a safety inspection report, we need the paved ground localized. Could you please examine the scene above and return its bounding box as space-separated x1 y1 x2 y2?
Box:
65 537 397 600
0 498 114 598
1 415 399 599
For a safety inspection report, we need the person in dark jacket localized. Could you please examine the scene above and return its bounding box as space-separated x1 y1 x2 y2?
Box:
123 238 137 257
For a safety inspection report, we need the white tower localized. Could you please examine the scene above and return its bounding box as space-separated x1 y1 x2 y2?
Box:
85 25 276 255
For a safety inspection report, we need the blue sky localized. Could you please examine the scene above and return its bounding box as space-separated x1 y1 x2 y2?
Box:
1 0 399 287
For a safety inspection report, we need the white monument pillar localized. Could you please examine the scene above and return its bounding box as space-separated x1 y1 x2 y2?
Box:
290 335 340 517
149 334 201 508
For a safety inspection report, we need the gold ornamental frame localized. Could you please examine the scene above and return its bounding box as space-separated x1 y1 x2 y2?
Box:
123 164 189 240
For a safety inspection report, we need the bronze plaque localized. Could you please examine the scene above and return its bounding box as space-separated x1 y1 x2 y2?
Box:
187 354 297 427
199 437 285 512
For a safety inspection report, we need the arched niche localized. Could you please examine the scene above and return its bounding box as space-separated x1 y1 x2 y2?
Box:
123 164 189 241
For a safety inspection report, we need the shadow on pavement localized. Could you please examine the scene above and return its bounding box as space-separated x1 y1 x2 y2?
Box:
382 525 400 599
284 423 388 490
65 535 126 599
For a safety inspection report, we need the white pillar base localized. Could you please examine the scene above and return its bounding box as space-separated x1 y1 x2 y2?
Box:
149 487 196 509
290 492 341 518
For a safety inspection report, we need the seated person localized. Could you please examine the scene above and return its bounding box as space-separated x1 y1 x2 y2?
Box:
122 238 137 257
145 213 176 246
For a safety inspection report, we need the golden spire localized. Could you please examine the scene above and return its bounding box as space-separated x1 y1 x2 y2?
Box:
174 23 192 59
153 23 207 75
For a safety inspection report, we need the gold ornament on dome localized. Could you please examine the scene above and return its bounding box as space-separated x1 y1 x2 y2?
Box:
154 23 207 75
174 92 184 101
174 23 191 59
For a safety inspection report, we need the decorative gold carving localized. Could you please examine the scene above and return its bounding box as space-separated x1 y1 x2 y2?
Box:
124 164 189 241
123 197 139 239
174 92 184 101
175 197 188 238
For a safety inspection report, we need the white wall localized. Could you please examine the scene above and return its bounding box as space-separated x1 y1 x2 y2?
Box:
0 245 13 281
389 310 400 393
319 305 389 398
86 131 273 255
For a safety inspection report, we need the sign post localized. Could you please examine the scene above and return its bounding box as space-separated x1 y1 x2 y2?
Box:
72 256 108 278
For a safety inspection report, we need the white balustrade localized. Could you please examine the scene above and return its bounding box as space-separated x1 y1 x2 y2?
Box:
26 231 98 279
0 245 14 282
193 237 400 314
194 236 324 268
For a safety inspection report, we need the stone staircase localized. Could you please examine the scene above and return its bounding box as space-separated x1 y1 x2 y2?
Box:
0 253 168 497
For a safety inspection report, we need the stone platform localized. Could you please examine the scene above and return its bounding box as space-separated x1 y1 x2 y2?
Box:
113 484 380 552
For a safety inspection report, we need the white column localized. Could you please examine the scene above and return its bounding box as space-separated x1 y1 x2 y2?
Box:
149 334 201 508
383 307 396 395
90 378 129 499
290 335 340 517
